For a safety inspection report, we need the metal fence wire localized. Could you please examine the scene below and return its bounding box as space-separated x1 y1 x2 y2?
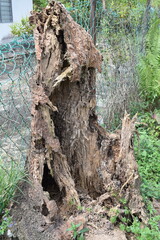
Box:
0 36 35 164
0 0 157 163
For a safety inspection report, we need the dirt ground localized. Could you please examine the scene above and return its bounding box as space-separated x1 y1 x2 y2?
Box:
8 186 129 240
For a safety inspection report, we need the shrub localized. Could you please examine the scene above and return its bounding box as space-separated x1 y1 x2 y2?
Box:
126 215 160 240
10 17 34 37
138 19 160 109
134 112 160 199
33 0 48 11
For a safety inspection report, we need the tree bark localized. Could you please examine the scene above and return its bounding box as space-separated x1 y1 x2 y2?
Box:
10 2 145 239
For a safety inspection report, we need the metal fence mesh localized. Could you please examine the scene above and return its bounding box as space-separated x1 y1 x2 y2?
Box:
0 36 35 164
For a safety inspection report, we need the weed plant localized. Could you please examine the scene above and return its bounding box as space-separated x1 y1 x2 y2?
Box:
67 222 89 240
130 112 160 239
0 158 25 235
134 113 160 200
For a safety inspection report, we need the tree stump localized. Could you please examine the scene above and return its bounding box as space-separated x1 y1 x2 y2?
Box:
10 1 145 239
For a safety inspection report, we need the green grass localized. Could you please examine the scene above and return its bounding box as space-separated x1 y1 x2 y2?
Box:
0 158 25 235
0 158 25 214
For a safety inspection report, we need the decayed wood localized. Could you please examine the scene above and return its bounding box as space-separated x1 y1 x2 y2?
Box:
29 0 103 207
10 2 145 239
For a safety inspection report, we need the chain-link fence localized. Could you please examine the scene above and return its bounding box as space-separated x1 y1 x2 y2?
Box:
95 3 159 129
0 36 35 164
64 0 103 43
0 0 158 163
65 0 158 130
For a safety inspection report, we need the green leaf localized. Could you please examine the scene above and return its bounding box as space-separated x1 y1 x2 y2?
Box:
79 228 89 234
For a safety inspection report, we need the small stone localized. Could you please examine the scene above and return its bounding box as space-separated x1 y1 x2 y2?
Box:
7 229 13 238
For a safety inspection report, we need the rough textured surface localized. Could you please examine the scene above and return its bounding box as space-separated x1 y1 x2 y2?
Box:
10 1 146 239
86 229 127 240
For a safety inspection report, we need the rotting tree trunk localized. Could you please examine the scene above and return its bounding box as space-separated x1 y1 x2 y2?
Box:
11 1 145 240
29 0 102 206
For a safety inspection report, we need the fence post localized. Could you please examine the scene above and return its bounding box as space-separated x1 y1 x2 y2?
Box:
90 0 97 44
102 0 106 10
